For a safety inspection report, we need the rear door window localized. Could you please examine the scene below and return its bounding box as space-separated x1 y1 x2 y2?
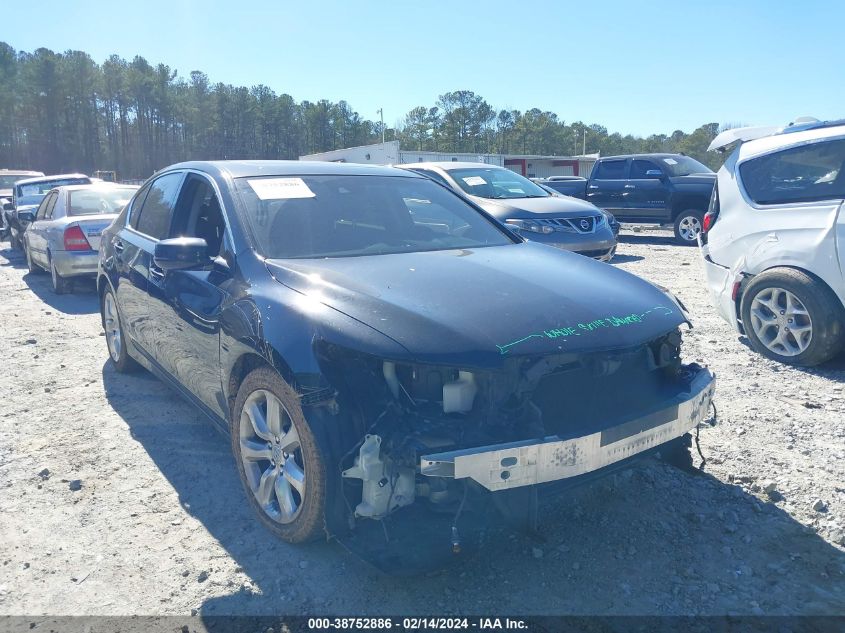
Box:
131 173 184 239
630 160 662 179
593 159 628 179
35 193 56 220
740 138 845 205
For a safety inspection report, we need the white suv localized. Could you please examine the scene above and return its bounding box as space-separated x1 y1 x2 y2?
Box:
700 118 845 366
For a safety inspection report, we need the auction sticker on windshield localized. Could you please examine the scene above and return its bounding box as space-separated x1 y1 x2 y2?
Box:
248 177 316 200
462 176 487 186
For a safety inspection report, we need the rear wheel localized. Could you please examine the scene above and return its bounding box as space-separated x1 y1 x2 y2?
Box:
231 367 327 543
101 288 139 372
673 210 704 245
740 268 845 366
9 228 21 250
49 256 71 294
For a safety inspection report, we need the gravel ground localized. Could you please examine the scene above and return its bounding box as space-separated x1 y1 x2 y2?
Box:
1 228 843 618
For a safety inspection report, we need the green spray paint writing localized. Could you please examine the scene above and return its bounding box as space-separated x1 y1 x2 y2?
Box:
496 305 674 355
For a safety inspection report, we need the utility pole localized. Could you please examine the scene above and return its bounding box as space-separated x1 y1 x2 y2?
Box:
377 108 385 144
583 129 586 155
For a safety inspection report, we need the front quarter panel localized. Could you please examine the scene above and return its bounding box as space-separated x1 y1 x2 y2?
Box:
220 257 412 408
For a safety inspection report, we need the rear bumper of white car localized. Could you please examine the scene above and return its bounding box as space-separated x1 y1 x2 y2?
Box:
420 365 715 491
52 250 99 278
700 248 742 332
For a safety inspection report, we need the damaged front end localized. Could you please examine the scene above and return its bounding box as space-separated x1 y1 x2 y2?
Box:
318 328 715 531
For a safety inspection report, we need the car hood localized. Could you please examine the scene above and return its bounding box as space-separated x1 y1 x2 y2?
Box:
265 242 685 369
470 195 602 219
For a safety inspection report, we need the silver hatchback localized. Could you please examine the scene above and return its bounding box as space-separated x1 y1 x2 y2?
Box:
22 183 138 293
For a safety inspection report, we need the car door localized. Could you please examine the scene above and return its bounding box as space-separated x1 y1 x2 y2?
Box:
115 172 185 362
587 158 629 213
27 191 57 267
626 159 670 220
143 172 233 418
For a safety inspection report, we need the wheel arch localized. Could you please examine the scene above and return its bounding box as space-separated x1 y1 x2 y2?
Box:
225 348 296 420
671 196 708 219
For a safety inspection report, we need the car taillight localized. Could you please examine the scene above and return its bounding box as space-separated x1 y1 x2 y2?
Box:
702 211 717 233
63 225 91 251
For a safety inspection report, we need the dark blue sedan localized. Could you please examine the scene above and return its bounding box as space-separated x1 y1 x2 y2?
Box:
97 161 714 547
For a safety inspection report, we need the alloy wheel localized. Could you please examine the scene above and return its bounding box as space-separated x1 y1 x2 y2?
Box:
238 389 306 524
677 215 702 242
749 287 813 357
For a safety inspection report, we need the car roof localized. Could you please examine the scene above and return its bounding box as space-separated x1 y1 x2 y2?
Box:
398 161 508 171
162 160 423 179
0 169 43 176
14 173 90 186
56 183 139 193
736 122 845 161
596 153 689 161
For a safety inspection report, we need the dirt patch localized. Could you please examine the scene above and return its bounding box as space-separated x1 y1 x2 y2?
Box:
0 231 843 616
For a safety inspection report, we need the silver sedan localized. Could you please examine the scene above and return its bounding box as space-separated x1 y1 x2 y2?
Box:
22 183 138 293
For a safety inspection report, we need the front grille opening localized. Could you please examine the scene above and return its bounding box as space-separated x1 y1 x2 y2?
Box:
530 343 683 441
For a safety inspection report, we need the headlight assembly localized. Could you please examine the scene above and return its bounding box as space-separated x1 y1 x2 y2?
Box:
504 218 555 235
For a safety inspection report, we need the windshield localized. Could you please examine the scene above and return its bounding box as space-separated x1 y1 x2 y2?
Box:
448 167 550 199
659 156 713 176
15 177 90 205
235 174 514 259
0 175 34 189
68 187 136 216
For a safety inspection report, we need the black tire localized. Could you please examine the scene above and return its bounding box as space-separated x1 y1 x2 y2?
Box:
231 366 327 543
100 287 140 373
25 243 40 273
740 268 845 367
672 209 704 245
9 229 21 250
49 257 71 294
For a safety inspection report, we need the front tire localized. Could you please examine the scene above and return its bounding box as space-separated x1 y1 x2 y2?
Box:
25 243 40 273
740 268 845 366
673 210 704 245
101 288 139 373
232 367 327 543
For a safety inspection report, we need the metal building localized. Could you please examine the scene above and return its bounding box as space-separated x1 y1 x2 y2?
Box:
300 141 598 178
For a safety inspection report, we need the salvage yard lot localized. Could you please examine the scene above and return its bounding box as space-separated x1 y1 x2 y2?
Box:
1 229 843 616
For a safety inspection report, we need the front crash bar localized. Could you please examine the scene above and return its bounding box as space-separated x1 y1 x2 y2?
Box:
420 366 715 491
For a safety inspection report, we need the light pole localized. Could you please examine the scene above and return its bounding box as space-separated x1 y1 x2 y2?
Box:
377 108 385 144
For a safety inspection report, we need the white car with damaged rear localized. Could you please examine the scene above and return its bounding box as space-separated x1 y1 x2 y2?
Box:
700 118 845 366
22 183 138 294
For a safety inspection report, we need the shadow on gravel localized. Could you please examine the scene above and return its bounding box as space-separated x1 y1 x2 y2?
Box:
610 254 645 264
736 337 845 381
0 244 26 268
19 268 99 314
618 233 683 248
102 361 845 616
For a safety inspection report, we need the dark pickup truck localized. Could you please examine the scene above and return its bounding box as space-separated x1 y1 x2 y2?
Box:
541 154 716 244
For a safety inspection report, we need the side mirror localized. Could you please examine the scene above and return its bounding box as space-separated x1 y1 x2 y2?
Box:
18 210 35 223
153 237 210 271
1 199 12 211
645 169 665 178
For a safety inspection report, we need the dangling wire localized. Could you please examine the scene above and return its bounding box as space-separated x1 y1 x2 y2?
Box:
695 401 719 470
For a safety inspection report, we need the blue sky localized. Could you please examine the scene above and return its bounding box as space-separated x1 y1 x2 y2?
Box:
6 0 842 137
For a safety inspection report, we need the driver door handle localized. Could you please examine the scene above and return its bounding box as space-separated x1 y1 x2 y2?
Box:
624 184 636 189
